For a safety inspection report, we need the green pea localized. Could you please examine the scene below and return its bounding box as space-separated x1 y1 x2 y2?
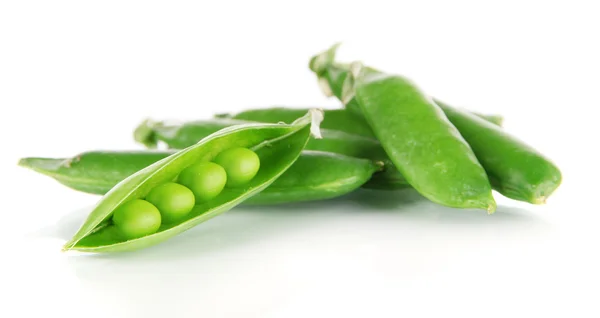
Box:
178 162 227 202
112 199 161 239
214 147 260 187
145 182 195 223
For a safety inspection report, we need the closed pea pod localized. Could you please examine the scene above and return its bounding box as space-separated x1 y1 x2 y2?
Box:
18 150 170 195
244 150 382 205
308 44 506 128
342 63 496 212
134 119 409 189
62 110 321 253
434 101 562 203
310 44 561 204
20 149 383 206
134 118 250 149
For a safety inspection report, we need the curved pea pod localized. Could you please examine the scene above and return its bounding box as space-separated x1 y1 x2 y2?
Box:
217 107 375 137
435 101 562 203
135 119 410 189
308 44 505 127
20 150 384 202
62 110 322 253
343 63 496 212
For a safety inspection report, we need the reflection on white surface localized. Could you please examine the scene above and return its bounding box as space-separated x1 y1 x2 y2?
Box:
23 189 575 317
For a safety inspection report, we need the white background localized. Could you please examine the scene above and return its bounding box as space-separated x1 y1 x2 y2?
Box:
2 1 599 317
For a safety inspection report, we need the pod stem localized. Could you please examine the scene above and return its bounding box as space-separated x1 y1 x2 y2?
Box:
308 42 341 76
308 108 324 139
374 160 386 172
214 113 232 119
487 200 498 215
341 61 364 105
133 119 160 149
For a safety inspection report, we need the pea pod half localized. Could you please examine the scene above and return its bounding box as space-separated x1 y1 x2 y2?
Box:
20 150 381 204
342 63 496 212
216 107 503 138
134 119 409 189
62 110 321 253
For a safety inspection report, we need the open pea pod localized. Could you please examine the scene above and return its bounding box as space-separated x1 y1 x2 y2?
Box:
63 109 323 253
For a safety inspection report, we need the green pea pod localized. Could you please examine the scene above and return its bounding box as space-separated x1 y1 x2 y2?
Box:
308 44 505 128
19 151 170 195
20 150 382 203
244 150 382 204
343 63 496 212
134 119 409 189
62 110 322 253
134 118 250 149
217 107 376 137
435 101 562 203
310 44 561 204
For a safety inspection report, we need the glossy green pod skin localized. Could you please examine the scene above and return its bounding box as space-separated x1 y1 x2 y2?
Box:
18 151 170 194
310 44 561 204
301 130 408 189
435 101 562 203
217 107 503 137
308 44 505 129
135 119 409 189
245 151 381 204
20 150 382 203
61 111 320 253
343 64 496 212
134 118 251 149
217 107 376 137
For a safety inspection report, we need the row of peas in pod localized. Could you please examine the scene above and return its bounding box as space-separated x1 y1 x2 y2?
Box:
113 147 260 239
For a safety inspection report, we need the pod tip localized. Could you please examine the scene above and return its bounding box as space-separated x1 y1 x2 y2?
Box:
317 77 334 97
341 63 362 106
17 158 28 167
485 198 497 214
214 113 232 119
133 119 159 149
308 42 341 75
533 196 547 205
17 157 65 172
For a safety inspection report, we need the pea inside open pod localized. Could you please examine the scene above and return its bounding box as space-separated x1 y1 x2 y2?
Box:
63 109 323 253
